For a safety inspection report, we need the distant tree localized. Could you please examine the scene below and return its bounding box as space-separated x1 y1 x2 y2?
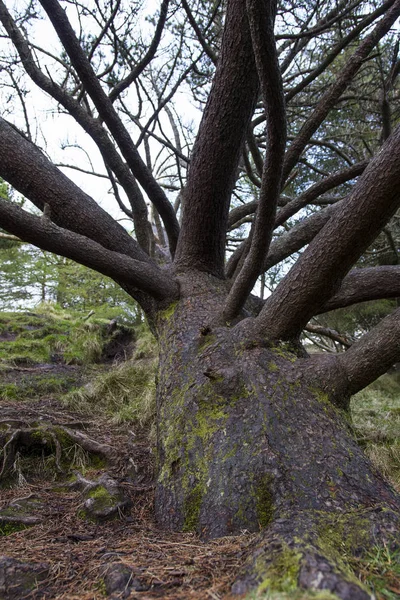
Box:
0 1 400 596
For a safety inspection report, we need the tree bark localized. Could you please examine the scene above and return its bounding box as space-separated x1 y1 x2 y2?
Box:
154 277 400 598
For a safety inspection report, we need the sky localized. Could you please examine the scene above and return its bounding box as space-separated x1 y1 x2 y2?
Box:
1 0 202 224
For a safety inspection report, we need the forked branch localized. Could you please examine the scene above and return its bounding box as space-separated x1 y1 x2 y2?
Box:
257 125 400 340
0 0 151 253
38 0 180 253
222 0 286 322
109 0 170 101
282 0 400 183
0 118 149 263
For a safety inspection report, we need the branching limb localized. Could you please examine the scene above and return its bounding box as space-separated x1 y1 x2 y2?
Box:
275 161 368 227
108 0 170 102
304 324 352 349
282 0 400 183
338 307 400 396
222 0 286 322
320 265 400 313
256 125 400 340
0 117 148 263
38 0 179 253
175 0 259 277
227 161 366 235
0 199 179 302
181 0 217 64
284 0 397 104
227 159 366 282
0 0 151 253
263 204 337 271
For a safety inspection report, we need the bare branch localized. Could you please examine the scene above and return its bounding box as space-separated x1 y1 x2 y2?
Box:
228 161 366 232
222 0 286 322
304 324 352 349
275 161 368 227
181 0 217 65
284 0 397 104
282 0 400 183
0 232 21 242
0 117 149 263
109 0 170 101
38 0 179 253
0 0 151 253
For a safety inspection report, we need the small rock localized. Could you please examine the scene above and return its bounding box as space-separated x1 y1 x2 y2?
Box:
0 555 49 599
79 474 132 522
102 562 148 598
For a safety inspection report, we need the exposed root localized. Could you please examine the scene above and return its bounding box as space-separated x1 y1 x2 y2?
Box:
231 508 400 599
0 422 114 485
57 426 114 460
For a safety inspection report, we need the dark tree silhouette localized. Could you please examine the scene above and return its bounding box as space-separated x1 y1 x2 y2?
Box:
0 0 400 597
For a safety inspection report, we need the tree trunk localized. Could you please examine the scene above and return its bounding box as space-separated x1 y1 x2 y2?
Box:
154 275 399 598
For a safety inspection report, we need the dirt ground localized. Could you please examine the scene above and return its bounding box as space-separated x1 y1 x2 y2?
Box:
0 391 254 600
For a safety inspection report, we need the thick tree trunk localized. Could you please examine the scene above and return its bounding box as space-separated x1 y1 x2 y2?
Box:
153 276 399 598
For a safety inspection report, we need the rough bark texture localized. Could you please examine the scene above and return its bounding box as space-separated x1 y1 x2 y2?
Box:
154 277 399 597
175 0 259 276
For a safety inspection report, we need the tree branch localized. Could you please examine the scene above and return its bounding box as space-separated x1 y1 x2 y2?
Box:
0 200 179 302
320 266 400 313
282 0 400 183
257 125 400 340
0 232 21 242
109 0 170 102
222 0 286 322
227 161 366 232
338 307 400 396
264 205 336 271
38 0 179 254
304 324 352 349
275 161 368 227
0 118 149 263
0 0 151 253
284 0 397 104
181 0 217 65
174 0 259 277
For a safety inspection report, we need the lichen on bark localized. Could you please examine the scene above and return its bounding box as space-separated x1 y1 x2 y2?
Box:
153 282 399 597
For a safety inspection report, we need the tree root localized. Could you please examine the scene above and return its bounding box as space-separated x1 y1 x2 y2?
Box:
231 508 399 599
0 422 114 484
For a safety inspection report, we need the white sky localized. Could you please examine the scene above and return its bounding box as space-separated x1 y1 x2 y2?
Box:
2 0 202 223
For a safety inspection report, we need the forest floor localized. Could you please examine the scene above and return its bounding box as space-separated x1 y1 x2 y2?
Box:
0 310 254 599
0 309 399 599
0 397 252 600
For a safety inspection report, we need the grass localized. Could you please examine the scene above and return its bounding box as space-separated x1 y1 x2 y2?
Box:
352 544 400 600
351 372 400 491
63 358 157 428
0 304 136 367
63 321 157 428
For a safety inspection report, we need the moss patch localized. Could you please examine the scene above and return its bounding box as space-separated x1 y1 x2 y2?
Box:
255 544 302 594
0 521 28 536
255 475 274 528
158 301 178 322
